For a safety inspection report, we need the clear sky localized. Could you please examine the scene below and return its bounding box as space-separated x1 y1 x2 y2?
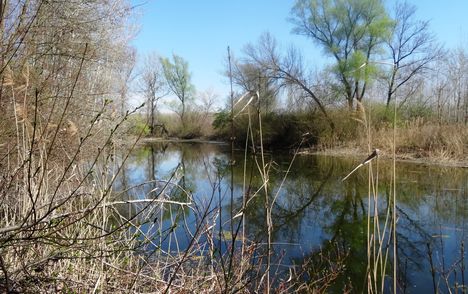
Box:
131 0 468 105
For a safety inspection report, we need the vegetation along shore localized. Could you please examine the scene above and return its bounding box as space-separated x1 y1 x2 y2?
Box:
0 0 466 292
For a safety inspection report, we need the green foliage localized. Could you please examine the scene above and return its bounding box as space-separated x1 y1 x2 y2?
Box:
160 54 195 123
126 114 150 136
160 54 195 100
212 110 230 130
290 0 394 105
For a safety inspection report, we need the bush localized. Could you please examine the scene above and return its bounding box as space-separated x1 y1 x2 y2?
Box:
212 110 230 131
160 111 214 139
212 109 323 149
209 101 466 161
126 114 150 136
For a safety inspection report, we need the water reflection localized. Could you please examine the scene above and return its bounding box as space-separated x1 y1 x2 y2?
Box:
114 141 467 293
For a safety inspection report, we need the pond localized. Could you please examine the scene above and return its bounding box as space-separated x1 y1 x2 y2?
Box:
112 141 468 293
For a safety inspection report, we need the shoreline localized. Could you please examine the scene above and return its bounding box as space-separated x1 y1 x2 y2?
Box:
303 147 468 168
139 137 227 145
138 137 467 168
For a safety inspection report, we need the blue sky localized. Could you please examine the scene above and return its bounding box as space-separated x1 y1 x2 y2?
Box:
131 0 468 104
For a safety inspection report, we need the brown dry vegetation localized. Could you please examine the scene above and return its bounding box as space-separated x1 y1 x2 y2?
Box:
0 2 304 291
313 106 468 166
1 0 467 292
212 102 467 166
372 121 466 163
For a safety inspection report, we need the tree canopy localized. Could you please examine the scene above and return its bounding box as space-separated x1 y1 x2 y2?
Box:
160 54 195 125
290 0 394 108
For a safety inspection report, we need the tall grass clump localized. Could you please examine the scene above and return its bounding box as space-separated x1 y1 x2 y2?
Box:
339 99 398 293
0 56 153 291
313 101 466 163
362 117 467 163
0 1 156 291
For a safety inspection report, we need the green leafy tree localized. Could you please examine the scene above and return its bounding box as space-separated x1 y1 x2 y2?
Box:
290 0 393 109
160 54 195 126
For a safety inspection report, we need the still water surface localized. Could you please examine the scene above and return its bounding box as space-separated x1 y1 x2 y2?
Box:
113 141 467 293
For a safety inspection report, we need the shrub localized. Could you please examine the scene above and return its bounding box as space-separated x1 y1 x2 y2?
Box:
126 113 150 136
160 111 214 139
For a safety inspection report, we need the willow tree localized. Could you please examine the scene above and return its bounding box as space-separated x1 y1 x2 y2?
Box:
290 0 393 109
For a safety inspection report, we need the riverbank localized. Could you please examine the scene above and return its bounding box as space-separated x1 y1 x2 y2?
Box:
137 136 468 168
301 146 468 168
140 136 226 145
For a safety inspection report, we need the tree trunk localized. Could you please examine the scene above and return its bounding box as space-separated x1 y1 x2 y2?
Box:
347 97 353 110
150 101 155 135
181 99 185 127
386 68 397 108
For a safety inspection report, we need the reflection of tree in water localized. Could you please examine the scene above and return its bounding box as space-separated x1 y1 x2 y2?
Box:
111 143 180 225
216 152 406 292
217 151 467 293
118 143 226 220
288 181 370 293
269 164 334 244
298 169 467 292
112 142 468 292
226 154 369 291
395 189 468 293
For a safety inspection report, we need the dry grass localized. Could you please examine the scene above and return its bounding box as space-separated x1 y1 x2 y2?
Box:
159 111 214 139
314 106 467 165
0 80 304 293
364 119 467 164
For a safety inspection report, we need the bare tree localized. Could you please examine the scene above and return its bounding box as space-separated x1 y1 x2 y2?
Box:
140 52 169 135
230 60 279 113
384 1 443 107
242 33 335 129
198 87 219 114
0 0 143 291
116 48 137 116
446 47 468 123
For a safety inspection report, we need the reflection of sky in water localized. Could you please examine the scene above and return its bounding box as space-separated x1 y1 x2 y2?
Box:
114 142 468 293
